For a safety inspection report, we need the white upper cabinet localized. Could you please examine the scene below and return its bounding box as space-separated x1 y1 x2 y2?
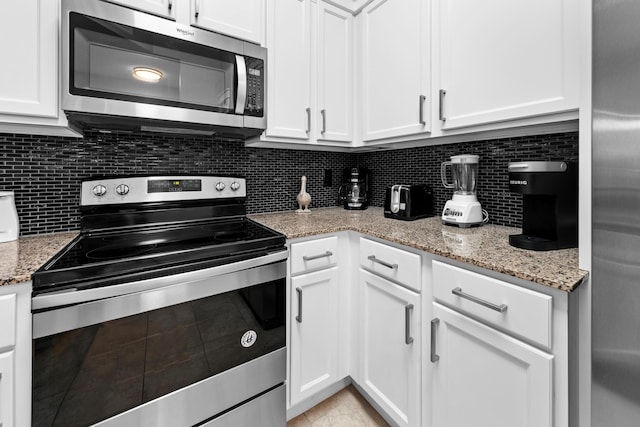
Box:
107 0 265 44
359 0 430 142
256 0 354 146
323 0 375 13
106 0 176 18
264 0 313 140
0 0 79 137
437 0 580 130
191 0 265 45
316 2 354 143
0 0 58 119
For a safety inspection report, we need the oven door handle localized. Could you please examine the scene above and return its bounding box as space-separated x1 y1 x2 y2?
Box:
32 248 288 311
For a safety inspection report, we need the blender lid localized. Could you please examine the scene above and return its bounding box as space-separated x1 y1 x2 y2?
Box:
451 154 479 163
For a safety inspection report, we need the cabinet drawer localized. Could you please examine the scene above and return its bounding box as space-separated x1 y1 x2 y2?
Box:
360 238 421 292
290 236 338 275
433 261 552 349
0 294 16 349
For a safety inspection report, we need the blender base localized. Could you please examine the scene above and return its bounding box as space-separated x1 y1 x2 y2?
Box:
441 199 484 227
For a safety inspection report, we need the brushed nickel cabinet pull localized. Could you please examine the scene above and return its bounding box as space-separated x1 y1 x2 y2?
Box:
321 109 326 134
367 255 398 270
439 89 447 122
431 318 440 362
305 107 311 134
452 287 508 313
419 95 426 125
303 251 332 262
194 0 200 18
405 304 414 345
296 287 303 323
168 0 173 11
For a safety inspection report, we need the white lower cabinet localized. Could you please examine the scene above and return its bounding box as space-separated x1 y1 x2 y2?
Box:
0 350 15 427
287 235 572 427
430 302 553 427
0 283 31 427
358 269 421 427
290 267 340 404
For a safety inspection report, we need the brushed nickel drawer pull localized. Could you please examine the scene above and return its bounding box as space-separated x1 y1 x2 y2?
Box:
430 318 440 363
452 287 508 313
367 255 398 270
303 251 333 262
405 304 414 345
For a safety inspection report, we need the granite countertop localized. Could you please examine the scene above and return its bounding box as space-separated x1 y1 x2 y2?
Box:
0 232 79 286
250 207 589 292
0 207 589 292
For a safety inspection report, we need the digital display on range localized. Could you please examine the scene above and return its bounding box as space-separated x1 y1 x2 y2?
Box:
148 179 202 193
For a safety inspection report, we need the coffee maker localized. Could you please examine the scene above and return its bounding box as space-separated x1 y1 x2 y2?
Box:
338 168 370 210
508 161 578 250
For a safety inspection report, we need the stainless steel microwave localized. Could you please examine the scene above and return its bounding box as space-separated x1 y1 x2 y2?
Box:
61 0 266 138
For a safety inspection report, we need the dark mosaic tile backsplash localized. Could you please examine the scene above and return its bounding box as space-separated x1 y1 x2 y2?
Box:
358 132 579 228
0 131 577 236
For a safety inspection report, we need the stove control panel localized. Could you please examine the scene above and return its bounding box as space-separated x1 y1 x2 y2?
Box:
81 176 246 206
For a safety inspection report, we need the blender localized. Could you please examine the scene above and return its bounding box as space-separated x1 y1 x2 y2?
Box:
440 154 484 227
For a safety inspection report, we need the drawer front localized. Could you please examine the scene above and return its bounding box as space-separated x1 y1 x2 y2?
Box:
0 294 16 349
290 236 338 275
359 238 421 292
433 261 552 349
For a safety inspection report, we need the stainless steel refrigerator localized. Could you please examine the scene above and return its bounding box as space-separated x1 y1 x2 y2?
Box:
592 1 640 425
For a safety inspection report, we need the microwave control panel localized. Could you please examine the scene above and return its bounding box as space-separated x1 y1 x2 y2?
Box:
245 57 264 117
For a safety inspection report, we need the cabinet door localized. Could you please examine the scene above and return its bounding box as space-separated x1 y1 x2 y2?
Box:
0 0 58 118
264 0 312 140
431 303 552 427
316 2 353 143
191 0 265 45
0 351 15 427
290 267 339 405
360 0 430 142
107 0 176 18
438 0 579 129
359 269 420 427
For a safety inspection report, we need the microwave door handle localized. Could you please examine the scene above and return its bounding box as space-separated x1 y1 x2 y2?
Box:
235 55 247 115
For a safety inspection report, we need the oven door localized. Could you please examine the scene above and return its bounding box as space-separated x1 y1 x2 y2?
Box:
32 251 286 427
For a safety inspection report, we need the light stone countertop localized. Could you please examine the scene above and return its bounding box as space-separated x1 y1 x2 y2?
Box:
0 207 589 292
249 207 589 292
0 232 79 286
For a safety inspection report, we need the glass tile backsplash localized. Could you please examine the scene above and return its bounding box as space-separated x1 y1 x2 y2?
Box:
0 131 577 236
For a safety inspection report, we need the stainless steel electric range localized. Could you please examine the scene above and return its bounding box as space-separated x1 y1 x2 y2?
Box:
31 175 287 427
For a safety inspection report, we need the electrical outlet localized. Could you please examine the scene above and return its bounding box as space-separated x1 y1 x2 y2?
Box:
323 169 332 187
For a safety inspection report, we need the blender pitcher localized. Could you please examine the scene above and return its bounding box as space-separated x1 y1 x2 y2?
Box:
441 154 479 195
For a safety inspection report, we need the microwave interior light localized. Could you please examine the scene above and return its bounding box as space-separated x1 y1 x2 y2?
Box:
132 66 163 82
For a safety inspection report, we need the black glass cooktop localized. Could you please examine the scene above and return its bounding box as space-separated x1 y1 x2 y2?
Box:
32 218 285 295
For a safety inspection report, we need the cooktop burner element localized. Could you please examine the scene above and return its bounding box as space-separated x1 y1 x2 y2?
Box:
32 175 285 295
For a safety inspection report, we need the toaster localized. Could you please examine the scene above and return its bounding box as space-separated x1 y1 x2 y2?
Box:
384 184 434 220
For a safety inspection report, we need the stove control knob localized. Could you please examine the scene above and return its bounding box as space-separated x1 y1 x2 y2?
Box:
92 184 107 197
230 181 241 192
116 184 130 196
215 181 226 191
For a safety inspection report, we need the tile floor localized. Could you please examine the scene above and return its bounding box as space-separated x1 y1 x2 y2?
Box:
287 385 390 427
